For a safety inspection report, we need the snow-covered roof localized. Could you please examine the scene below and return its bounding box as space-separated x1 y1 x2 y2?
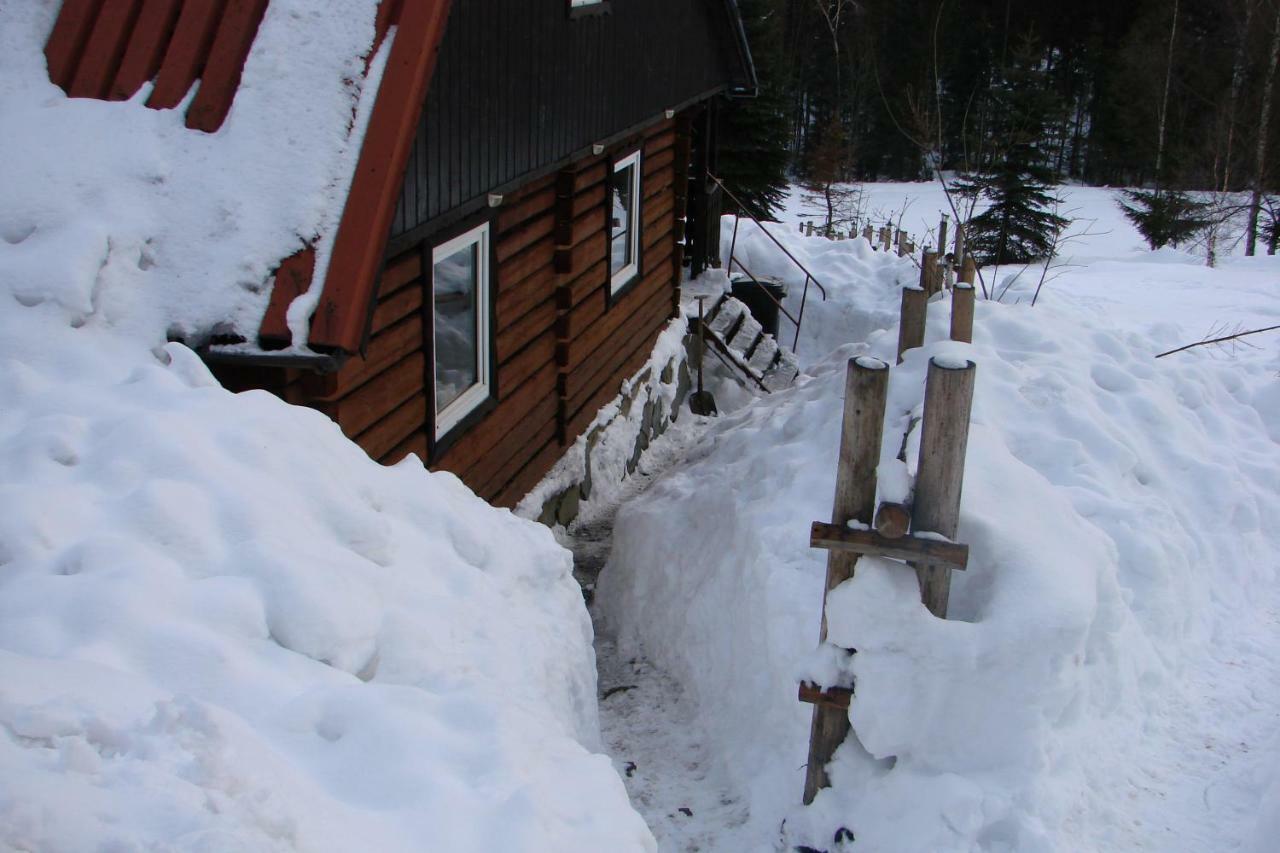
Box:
0 0 448 356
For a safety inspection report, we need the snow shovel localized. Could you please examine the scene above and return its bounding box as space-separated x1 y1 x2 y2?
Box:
689 295 717 416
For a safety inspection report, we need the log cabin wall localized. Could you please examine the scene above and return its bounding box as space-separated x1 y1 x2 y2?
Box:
213 114 694 508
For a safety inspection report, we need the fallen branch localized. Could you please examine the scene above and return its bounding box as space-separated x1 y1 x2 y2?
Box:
1155 324 1280 358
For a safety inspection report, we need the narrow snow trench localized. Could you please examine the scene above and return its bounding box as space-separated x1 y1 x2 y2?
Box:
563 417 755 852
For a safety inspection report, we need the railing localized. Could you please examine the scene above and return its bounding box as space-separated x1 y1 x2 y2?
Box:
707 173 828 353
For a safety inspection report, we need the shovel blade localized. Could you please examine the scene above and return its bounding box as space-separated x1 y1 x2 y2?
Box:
689 391 717 416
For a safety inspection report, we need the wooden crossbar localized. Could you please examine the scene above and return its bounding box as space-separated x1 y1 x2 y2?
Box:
809 521 968 570
798 682 852 711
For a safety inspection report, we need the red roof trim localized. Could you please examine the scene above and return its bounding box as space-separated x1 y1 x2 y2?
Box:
307 0 453 352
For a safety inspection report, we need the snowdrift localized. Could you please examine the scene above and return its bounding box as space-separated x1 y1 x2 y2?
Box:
598 201 1280 851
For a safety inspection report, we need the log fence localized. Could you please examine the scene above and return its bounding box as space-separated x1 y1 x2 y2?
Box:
797 256 979 806
798 353 977 804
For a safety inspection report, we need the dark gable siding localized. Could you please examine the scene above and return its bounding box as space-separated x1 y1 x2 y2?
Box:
390 0 735 237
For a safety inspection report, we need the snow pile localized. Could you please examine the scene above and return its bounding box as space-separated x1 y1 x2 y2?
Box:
724 219 914 367
598 191 1280 850
0 305 653 850
0 2 383 346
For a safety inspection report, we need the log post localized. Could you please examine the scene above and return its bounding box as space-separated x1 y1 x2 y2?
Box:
938 215 949 256
863 224 874 243
880 226 892 252
803 357 889 805
806 221 815 237
959 254 977 285
951 282 975 343
953 222 966 270
913 357 976 618
896 286 927 364
919 249 938 294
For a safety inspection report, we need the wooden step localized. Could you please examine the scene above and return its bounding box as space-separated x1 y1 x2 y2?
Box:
726 309 763 356
747 334 780 376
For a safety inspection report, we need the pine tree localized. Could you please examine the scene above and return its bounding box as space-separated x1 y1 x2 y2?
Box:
1118 189 1207 249
956 38 1069 265
717 0 791 221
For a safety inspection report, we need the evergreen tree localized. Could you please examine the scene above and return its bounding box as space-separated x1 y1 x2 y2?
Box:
956 39 1070 265
718 0 792 221
1118 189 1207 249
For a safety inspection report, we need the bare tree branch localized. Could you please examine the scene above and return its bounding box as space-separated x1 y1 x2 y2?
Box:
1155 324 1280 358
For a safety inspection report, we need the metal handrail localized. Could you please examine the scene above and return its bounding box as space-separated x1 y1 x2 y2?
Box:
708 172 828 352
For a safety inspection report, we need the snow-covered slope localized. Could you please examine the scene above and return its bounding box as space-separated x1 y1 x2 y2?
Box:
597 188 1280 851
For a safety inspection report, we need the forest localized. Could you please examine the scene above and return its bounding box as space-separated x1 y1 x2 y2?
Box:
719 0 1280 257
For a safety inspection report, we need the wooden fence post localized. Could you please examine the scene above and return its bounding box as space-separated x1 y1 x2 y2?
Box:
959 254 976 285
919 248 938 295
897 286 927 364
951 282 975 343
938 215 949 258
953 222 965 266
912 358 976 618
802 357 889 805
862 224 874 243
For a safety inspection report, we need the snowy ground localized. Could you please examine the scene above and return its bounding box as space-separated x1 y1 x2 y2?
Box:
598 183 1280 851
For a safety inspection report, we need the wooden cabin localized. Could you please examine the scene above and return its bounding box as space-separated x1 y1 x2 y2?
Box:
42 0 755 507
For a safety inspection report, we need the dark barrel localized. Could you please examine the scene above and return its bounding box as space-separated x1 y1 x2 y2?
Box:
730 273 788 338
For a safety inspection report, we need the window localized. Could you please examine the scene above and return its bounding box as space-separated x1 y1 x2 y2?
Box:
431 222 491 440
568 0 609 17
609 150 642 294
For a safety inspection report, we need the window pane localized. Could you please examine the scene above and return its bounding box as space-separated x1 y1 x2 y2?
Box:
433 242 479 414
610 164 634 277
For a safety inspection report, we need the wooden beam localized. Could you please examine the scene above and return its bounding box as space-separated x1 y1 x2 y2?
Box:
873 501 911 539
809 522 968 570
913 357 977 617
803 357 888 806
310 0 452 352
798 682 852 711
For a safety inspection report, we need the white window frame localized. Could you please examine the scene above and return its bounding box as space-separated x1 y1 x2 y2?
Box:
431 222 491 441
568 0 608 15
609 149 643 295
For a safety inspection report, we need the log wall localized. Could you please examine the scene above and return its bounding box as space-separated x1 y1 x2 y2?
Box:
212 114 690 508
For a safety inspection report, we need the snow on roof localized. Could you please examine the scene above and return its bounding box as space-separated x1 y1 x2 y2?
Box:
0 1 386 349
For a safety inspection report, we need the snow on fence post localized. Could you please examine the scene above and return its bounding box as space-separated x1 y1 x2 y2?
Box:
951 282 975 343
802 356 889 805
897 286 928 364
912 357 976 618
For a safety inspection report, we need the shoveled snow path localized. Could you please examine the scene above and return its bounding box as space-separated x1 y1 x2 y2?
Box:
564 416 758 852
